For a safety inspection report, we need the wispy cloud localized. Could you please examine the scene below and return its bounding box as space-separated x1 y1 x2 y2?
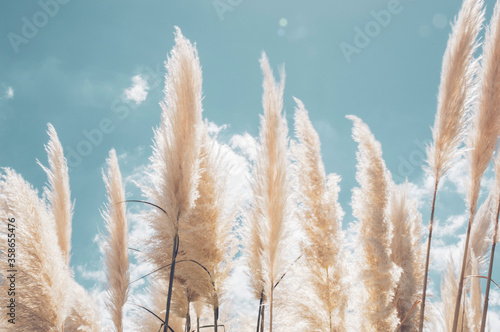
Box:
124 75 149 104
229 132 258 162
0 86 14 100
5 87 13 99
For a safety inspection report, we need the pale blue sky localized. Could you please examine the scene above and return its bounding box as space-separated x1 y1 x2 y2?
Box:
1 0 500 327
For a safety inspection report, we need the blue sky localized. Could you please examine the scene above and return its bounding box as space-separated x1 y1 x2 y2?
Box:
2 0 500 329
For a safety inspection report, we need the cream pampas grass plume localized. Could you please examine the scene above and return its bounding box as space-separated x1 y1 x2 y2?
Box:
141 27 203 331
454 1 500 328
180 128 236 332
246 53 291 332
64 280 100 332
293 98 347 331
38 123 74 266
389 183 424 331
103 149 129 332
426 0 483 180
348 115 401 332
0 169 68 331
421 0 484 328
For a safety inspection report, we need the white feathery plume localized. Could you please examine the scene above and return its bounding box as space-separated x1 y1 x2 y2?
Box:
102 149 129 332
179 127 237 331
38 123 74 266
421 1 484 328
0 169 69 331
389 183 424 331
246 53 291 332
64 280 100 332
455 1 500 326
347 115 401 332
426 0 483 180
140 27 203 330
293 98 347 331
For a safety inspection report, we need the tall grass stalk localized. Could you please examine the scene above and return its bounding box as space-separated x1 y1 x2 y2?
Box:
180 127 236 332
0 169 69 330
453 1 500 329
140 27 203 332
293 98 346 331
348 115 400 331
420 0 484 329
38 123 74 266
389 183 424 331
102 149 129 332
246 52 290 332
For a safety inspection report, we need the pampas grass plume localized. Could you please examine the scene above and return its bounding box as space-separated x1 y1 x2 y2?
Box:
38 123 74 266
246 52 291 332
0 169 68 331
103 149 130 332
293 98 347 331
348 115 401 332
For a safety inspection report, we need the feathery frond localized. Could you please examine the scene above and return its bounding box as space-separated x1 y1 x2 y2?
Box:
103 149 130 332
426 0 483 180
293 98 347 331
38 123 74 265
421 2 484 328
348 115 401 331
64 280 100 332
455 1 500 326
389 183 424 331
141 26 203 268
140 27 203 330
466 0 500 215
0 169 69 331
246 52 291 332
179 127 237 332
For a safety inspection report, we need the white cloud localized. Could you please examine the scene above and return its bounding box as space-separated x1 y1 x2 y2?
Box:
0 86 14 100
124 75 149 104
5 87 13 99
434 214 467 238
229 133 258 162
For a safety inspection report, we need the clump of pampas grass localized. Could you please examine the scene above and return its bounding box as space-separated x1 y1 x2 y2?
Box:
246 53 292 332
348 115 401 332
292 98 347 332
454 0 500 328
102 149 129 332
0 169 69 331
420 0 484 328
